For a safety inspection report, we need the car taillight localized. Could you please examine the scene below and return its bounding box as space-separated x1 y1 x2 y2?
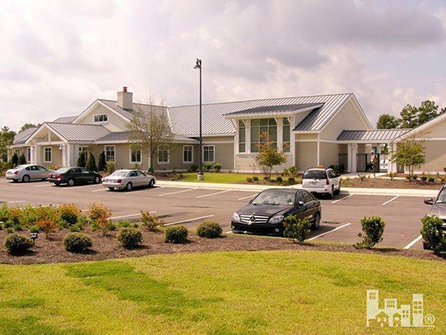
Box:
117 179 122 183
14 171 19 175
58 174 65 179
326 178 329 185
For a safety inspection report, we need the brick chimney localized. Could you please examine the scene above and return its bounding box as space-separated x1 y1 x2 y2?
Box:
117 86 133 110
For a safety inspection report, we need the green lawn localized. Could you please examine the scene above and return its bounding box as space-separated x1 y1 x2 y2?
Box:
0 250 444 334
179 172 300 184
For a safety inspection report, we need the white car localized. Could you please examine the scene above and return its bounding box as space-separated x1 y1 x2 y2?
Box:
102 169 156 191
6 164 52 182
301 168 341 198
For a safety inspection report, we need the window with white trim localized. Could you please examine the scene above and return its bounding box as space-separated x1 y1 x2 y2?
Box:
203 145 215 162
238 120 246 153
130 149 142 163
105 146 115 162
250 118 277 153
183 145 193 163
158 147 169 164
44 147 52 163
94 114 108 123
283 118 290 152
79 146 89 156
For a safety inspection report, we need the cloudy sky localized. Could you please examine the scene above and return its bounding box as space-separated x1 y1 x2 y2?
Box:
1 0 446 131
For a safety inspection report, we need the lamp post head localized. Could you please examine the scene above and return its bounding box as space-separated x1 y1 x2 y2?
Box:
194 58 202 69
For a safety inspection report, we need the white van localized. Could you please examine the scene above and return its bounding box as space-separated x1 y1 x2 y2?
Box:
301 168 341 198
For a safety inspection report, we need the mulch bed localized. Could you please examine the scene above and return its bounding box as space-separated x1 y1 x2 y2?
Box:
343 178 443 190
0 228 443 265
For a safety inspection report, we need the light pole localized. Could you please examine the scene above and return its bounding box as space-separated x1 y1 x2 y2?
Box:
194 58 204 180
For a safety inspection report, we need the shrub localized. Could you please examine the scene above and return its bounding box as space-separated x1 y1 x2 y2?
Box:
252 176 259 182
58 204 81 225
189 164 198 172
276 176 283 183
69 223 83 232
420 216 446 256
117 228 142 249
37 218 57 238
86 153 98 172
4 234 33 255
196 221 222 238
283 216 311 243
7 207 21 225
64 233 92 253
11 153 18 167
30 225 40 234
165 225 188 243
263 176 269 181
98 152 107 172
141 211 162 231
88 203 111 221
246 177 253 183
77 152 86 168
428 177 435 183
106 162 115 174
355 216 386 249
117 220 131 228
35 205 60 223
203 162 213 172
213 162 222 172
421 175 428 181
18 154 26 165
0 204 9 222
5 227 14 234
288 177 296 184
288 166 299 177
388 172 397 181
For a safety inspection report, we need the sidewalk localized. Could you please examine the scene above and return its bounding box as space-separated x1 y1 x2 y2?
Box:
156 180 439 197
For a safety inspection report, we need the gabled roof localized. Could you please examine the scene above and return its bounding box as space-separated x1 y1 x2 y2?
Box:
95 131 198 144
223 103 324 117
53 116 77 123
12 127 38 145
337 129 411 142
44 123 110 142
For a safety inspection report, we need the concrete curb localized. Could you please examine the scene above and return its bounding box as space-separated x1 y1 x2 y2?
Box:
156 180 440 197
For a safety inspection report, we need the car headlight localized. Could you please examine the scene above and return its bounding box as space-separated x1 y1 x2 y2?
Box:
232 212 240 221
269 215 284 224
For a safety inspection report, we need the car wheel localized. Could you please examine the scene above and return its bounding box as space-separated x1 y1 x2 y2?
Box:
312 212 321 230
335 182 341 194
68 178 75 187
148 179 155 188
41 178 47 181
125 182 133 191
108 187 114 191
94 176 101 184
22 175 30 183
13 179 18 183
54 182 60 186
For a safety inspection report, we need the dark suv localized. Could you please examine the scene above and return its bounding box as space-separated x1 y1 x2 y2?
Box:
48 167 102 186
231 188 321 235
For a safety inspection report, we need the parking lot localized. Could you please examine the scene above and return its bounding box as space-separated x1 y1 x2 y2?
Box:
0 178 431 249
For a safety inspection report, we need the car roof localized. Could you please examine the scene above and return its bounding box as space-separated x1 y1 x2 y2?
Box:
261 188 300 194
306 168 331 171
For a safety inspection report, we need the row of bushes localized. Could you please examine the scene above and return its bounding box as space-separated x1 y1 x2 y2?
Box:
188 162 222 173
246 175 297 185
76 151 114 173
405 172 446 183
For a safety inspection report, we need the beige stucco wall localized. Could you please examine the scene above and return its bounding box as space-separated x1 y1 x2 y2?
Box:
235 153 293 173
41 145 63 169
416 121 446 139
415 140 446 173
77 104 128 132
319 142 340 168
295 141 317 171
320 99 371 140
295 133 318 140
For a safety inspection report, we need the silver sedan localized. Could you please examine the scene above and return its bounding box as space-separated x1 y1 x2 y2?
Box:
102 169 156 191
6 164 52 182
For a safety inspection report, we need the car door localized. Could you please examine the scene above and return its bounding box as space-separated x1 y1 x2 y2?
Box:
302 190 317 220
293 191 308 220
71 168 82 183
330 169 340 190
38 166 49 179
136 171 148 186
80 168 93 183
128 171 139 186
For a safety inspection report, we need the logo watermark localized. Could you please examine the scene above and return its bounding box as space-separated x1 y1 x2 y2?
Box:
366 290 435 328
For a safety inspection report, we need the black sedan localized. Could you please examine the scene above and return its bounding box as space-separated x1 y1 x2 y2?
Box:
48 167 102 186
231 188 321 235
424 185 446 248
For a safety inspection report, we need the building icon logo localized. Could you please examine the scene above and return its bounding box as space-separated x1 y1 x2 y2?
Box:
366 290 435 328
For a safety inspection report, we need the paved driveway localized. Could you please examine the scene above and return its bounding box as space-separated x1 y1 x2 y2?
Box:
0 178 431 249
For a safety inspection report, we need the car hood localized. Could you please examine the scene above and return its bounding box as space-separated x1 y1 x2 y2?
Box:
237 204 291 217
428 203 446 219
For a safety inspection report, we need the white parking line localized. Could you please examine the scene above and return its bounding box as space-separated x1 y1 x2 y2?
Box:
196 190 231 199
110 211 156 220
382 195 399 206
163 214 215 226
307 223 352 241
158 188 197 197
332 194 354 204
238 194 258 201
92 188 108 193
404 235 423 249
34 184 53 188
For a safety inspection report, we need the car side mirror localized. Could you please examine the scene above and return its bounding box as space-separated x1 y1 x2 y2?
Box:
297 201 304 207
249 198 254 204
424 198 434 205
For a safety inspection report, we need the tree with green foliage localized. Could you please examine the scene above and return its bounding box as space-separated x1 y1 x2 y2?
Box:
256 132 287 178
19 123 38 132
0 126 16 161
399 104 419 128
417 100 439 125
376 114 400 129
18 154 26 165
11 153 18 167
77 152 86 167
98 151 106 172
399 100 441 129
392 137 425 175
86 152 98 172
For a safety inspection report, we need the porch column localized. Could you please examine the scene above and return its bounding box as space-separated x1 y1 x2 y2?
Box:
277 118 283 151
348 143 358 173
30 145 36 164
290 116 296 167
388 142 397 173
61 144 67 167
35 145 42 165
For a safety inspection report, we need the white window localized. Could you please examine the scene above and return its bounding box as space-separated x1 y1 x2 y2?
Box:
183 145 193 163
283 118 290 152
250 118 277 153
94 114 108 123
130 148 142 164
105 145 115 162
44 147 52 163
238 120 246 153
203 145 215 163
157 147 170 164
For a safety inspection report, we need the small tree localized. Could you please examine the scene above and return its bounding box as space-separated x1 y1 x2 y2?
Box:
77 152 86 167
355 216 386 249
98 151 106 172
420 216 446 256
255 132 287 178
392 138 425 176
86 152 98 172
11 153 18 167
283 215 311 243
18 154 26 165
126 97 174 171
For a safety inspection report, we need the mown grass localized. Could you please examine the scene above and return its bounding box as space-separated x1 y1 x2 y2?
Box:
180 172 301 184
0 250 444 334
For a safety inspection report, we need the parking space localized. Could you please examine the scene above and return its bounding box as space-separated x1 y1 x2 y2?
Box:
0 178 432 249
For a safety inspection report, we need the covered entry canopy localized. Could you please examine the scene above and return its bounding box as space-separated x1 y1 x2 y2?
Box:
337 129 411 143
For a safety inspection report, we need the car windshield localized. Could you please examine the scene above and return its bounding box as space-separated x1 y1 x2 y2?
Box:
56 168 70 173
110 171 129 177
252 190 294 206
436 188 446 203
303 170 327 179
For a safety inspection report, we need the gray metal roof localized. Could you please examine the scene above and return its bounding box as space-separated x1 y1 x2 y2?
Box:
95 131 198 144
53 116 77 123
13 127 38 145
45 123 110 142
223 103 324 117
337 129 412 142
